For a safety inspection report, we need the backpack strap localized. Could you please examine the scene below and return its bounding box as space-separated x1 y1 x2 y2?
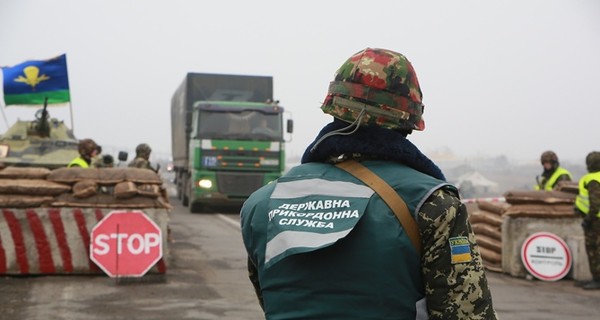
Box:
335 159 422 255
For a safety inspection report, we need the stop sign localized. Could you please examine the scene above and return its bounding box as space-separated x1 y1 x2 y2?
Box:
90 210 163 277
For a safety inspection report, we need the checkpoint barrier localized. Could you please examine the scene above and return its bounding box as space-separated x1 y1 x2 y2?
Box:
467 187 593 282
0 207 169 275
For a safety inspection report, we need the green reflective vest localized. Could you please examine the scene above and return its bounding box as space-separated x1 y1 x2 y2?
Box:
241 160 453 319
575 171 600 218
68 156 89 168
535 167 572 190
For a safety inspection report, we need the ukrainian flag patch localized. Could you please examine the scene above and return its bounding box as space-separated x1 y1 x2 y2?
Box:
449 236 472 264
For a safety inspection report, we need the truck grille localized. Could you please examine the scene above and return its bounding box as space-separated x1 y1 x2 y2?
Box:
216 172 265 197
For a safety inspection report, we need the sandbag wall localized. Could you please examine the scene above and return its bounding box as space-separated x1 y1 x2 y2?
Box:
468 184 579 273
0 166 172 209
0 166 171 275
500 188 583 279
503 189 576 219
468 200 509 271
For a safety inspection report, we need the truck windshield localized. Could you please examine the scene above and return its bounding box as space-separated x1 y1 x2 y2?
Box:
197 110 282 141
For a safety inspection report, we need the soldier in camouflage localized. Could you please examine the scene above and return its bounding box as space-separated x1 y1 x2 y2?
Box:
128 143 157 172
535 150 572 190
241 48 497 319
575 151 600 290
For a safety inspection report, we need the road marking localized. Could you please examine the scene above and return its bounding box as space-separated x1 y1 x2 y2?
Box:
217 214 240 229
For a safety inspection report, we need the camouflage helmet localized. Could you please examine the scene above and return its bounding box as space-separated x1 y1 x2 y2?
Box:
321 48 425 132
78 139 98 158
540 151 559 164
135 143 152 158
586 151 600 172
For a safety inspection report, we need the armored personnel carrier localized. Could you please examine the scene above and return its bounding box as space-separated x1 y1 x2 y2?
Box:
0 105 78 169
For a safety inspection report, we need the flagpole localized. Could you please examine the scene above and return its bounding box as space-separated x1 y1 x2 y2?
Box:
69 101 75 134
0 103 9 130
0 76 8 129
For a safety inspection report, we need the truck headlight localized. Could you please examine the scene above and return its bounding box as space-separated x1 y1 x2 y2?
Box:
198 179 213 189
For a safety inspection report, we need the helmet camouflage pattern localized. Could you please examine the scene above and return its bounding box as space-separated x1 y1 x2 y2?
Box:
321 48 425 131
540 150 558 164
78 139 98 158
135 143 152 158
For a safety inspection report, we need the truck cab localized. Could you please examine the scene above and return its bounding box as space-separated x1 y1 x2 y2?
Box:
171 73 292 213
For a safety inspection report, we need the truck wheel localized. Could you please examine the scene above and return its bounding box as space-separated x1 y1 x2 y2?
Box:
175 178 183 201
190 202 203 213
181 175 190 206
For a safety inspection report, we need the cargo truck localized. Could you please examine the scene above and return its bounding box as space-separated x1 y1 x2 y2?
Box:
171 73 293 212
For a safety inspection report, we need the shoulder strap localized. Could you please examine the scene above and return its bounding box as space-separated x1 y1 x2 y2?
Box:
335 159 422 254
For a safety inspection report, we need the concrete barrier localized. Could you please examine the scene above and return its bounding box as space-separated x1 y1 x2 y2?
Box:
0 207 169 275
501 216 592 281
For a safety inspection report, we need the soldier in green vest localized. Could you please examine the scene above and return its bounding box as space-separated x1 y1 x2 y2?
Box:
68 138 98 168
575 151 600 290
241 48 497 319
535 150 572 190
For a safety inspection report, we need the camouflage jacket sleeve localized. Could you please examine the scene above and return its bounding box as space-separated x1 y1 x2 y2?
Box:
417 188 497 320
587 180 600 219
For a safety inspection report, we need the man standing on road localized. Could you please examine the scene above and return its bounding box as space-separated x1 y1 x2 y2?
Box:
575 151 600 290
240 48 497 319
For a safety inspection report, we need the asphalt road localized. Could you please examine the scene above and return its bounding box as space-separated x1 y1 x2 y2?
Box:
1 197 599 319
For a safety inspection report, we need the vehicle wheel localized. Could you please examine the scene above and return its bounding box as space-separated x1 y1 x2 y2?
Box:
189 202 203 214
182 175 189 206
176 172 183 200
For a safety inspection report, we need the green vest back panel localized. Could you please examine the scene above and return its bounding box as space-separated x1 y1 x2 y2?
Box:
241 161 452 319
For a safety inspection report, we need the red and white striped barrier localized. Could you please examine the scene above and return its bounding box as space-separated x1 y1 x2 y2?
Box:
461 197 506 204
0 207 168 275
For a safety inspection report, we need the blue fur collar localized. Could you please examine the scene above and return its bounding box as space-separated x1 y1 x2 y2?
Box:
301 120 446 181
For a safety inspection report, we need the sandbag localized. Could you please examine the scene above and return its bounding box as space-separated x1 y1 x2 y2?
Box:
504 190 575 205
0 194 55 208
52 193 166 208
484 263 503 273
72 180 98 198
554 181 579 195
0 166 51 179
0 179 71 196
479 246 502 264
137 184 161 198
47 167 99 183
477 201 510 216
114 181 138 199
96 168 128 184
475 234 502 252
125 168 162 184
471 223 502 241
468 210 503 228
504 203 576 218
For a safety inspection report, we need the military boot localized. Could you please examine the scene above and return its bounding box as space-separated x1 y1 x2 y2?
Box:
582 280 600 290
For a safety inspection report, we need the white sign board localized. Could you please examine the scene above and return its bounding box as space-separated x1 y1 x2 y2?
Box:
521 232 572 281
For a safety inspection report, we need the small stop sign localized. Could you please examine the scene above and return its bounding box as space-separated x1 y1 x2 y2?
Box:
90 210 163 277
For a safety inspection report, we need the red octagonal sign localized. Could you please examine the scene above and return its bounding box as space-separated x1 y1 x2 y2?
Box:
90 210 163 278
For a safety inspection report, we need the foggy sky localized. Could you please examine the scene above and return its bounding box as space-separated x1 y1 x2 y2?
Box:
1 0 599 164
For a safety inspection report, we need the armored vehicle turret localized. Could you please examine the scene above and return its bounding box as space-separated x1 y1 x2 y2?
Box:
0 106 78 169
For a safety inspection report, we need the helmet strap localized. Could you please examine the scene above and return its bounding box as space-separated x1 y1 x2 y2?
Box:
310 107 366 153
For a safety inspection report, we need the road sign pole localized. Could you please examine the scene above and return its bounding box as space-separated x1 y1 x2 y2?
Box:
115 223 120 279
